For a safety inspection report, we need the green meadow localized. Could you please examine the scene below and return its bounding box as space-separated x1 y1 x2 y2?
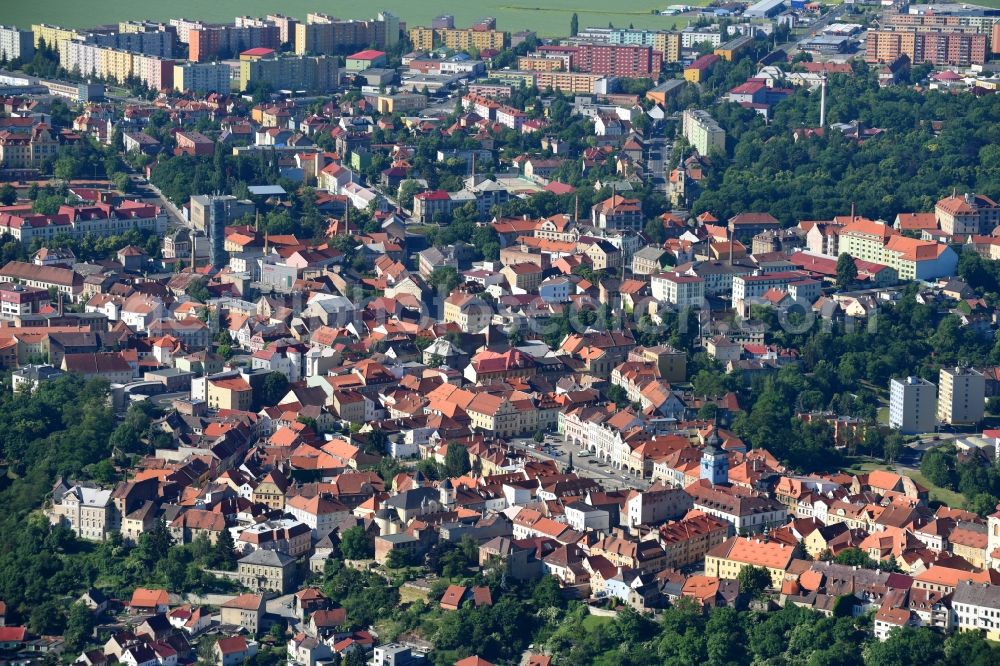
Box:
0 1 711 38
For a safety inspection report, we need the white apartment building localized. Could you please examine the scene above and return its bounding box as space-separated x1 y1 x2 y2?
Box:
731 270 809 315
651 271 705 308
889 376 936 435
174 61 234 94
951 581 1000 641
0 25 35 61
937 366 985 426
681 29 722 48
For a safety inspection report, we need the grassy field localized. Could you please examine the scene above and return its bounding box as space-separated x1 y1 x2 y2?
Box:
582 613 615 630
0 1 709 38
5 1 1000 43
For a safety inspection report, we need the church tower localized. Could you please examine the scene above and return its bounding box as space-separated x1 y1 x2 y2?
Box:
988 505 1000 568
700 426 729 485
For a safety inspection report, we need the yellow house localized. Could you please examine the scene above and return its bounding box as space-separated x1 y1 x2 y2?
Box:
466 393 521 438
252 470 289 510
443 292 492 333
206 375 253 411
684 54 719 84
949 523 988 569
704 536 797 589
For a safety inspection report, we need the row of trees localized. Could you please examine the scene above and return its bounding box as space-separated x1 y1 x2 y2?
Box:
546 600 996 666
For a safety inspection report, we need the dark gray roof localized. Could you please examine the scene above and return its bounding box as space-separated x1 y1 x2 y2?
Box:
383 486 439 511
239 549 296 567
953 581 1000 609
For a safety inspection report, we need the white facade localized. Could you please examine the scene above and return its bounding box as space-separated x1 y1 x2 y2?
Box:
565 502 610 533
538 278 570 303
889 376 936 435
0 25 34 61
651 272 705 308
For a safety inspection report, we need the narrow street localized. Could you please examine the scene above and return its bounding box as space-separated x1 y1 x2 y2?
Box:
644 136 672 193
131 174 188 228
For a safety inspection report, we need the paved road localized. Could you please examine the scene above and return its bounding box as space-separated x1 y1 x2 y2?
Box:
644 136 672 193
132 175 188 228
265 593 306 632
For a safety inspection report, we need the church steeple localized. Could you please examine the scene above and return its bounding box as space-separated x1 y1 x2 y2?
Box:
701 412 728 485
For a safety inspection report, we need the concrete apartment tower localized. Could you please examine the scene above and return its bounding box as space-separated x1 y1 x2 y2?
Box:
937 366 986 426
889 376 936 435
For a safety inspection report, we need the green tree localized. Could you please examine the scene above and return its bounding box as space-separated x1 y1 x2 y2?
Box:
863 626 943 666
29 601 66 635
32 193 64 215
54 155 80 181
532 574 565 609
942 630 1000 666
836 253 858 288
444 443 471 477
269 622 285 641
698 402 719 420
339 525 373 560
737 564 771 597
920 446 956 488
570 13 579 37
397 180 421 209
0 184 16 205
385 547 412 569
428 266 460 295
214 527 237 570
258 372 290 408
967 492 1000 517
64 602 95 651
607 384 629 408
833 547 875 568
186 277 211 303
883 431 905 464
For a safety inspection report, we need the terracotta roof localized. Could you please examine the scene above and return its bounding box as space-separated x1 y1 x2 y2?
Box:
216 636 249 655
708 536 795 571
221 594 263 611
130 587 169 608
440 584 466 609
63 352 131 375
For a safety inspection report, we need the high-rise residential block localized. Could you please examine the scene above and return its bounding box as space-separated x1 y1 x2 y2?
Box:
890 376 937 434
0 25 35 62
937 367 985 426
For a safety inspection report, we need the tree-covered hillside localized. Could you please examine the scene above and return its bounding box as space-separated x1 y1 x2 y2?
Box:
692 72 1000 224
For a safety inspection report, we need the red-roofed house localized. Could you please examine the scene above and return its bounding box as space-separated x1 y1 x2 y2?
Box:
130 588 170 614
215 636 258 666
